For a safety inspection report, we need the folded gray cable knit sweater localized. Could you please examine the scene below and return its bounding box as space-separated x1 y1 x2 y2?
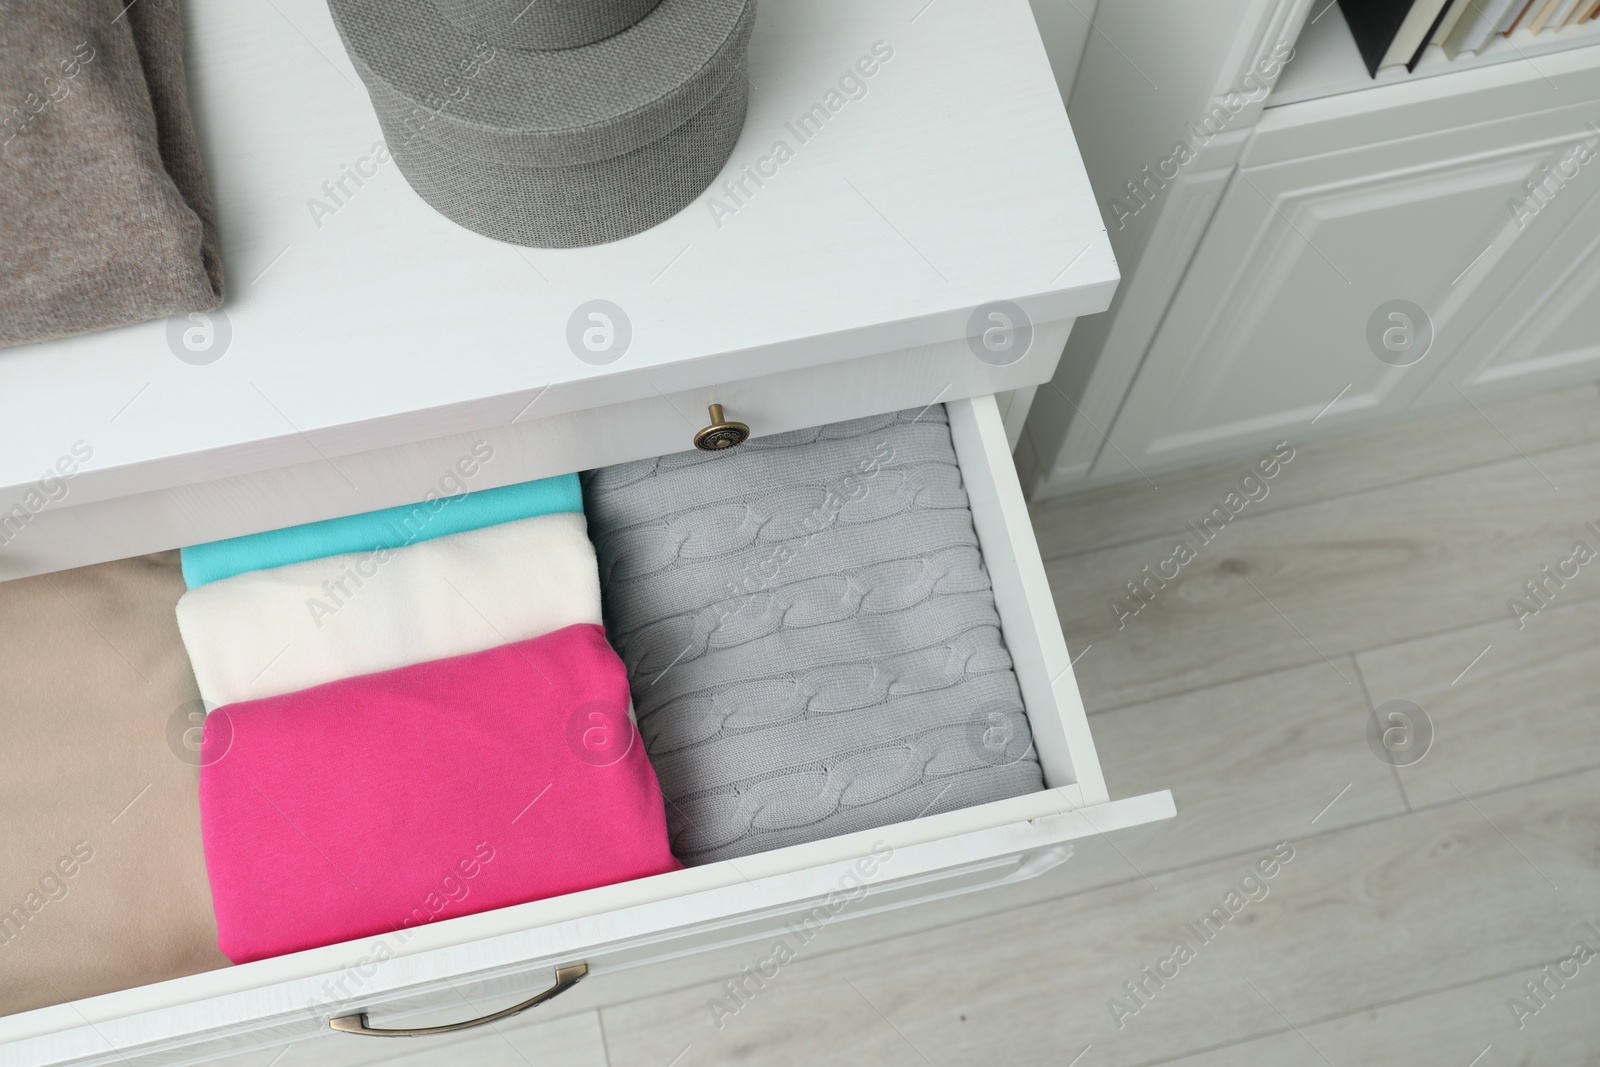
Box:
583 407 1045 866
1 0 223 350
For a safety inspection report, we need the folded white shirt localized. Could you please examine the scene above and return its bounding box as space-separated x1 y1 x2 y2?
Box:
176 512 602 707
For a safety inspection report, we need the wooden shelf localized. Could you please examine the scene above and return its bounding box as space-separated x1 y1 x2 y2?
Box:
1270 1 1600 107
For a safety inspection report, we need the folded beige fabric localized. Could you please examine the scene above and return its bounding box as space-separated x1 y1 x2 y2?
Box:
0 0 224 350
0 552 229 1016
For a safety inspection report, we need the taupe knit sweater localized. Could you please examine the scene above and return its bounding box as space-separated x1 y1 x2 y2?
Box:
1 0 224 350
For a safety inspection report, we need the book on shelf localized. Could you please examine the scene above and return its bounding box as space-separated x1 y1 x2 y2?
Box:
1441 0 1488 57
1389 0 1456 67
1486 0 1535 42
1527 0 1573 33
1452 0 1525 54
1339 0 1454 75
1503 0 1540 33
1431 0 1474 43
1408 0 1460 69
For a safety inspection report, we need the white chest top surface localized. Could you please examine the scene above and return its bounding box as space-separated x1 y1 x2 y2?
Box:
0 0 1113 504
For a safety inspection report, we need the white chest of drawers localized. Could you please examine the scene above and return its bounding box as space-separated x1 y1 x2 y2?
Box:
0 1 1172 1063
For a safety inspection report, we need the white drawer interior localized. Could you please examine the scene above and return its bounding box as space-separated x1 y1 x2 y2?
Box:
0 395 1170 1067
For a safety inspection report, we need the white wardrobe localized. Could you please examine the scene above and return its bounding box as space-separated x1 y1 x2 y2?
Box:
1023 0 1600 496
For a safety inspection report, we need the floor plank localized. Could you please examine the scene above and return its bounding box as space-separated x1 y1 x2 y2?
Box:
1355 595 1600 810
1049 440 1600 712
600 768 1600 1066
259 1009 611 1067
1030 382 1600 560
1087 659 1407 874
1157 952 1600 1067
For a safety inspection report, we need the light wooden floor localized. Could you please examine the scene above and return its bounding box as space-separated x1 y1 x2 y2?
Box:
329 382 1600 1066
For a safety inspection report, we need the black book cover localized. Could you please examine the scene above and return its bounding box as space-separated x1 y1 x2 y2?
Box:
1407 0 1457 70
1338 0 1420 76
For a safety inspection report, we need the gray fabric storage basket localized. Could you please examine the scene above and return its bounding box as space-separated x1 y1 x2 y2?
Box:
429 0 663 51
386 75 748 247
328 0 755 247
582 408 1047 866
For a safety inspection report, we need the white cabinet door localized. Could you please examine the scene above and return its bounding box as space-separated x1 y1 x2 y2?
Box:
1090 85 1600 482
1416 132 1600 404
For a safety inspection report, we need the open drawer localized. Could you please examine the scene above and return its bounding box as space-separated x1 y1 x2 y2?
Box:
0 394 1173 1066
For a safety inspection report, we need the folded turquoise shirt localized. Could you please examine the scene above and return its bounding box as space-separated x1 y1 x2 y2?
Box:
181 473 584 588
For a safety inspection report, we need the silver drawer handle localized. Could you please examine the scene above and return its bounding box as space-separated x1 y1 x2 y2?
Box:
329 963 588 1037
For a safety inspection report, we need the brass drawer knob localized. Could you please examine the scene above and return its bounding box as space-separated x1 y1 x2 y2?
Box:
694 404 750 451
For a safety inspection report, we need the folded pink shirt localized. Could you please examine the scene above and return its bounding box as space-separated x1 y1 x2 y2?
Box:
199 623 679 963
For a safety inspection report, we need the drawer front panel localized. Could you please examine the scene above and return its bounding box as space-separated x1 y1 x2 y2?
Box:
1 327 1070 584
5 798 1171 1067
293 848 1069 1041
